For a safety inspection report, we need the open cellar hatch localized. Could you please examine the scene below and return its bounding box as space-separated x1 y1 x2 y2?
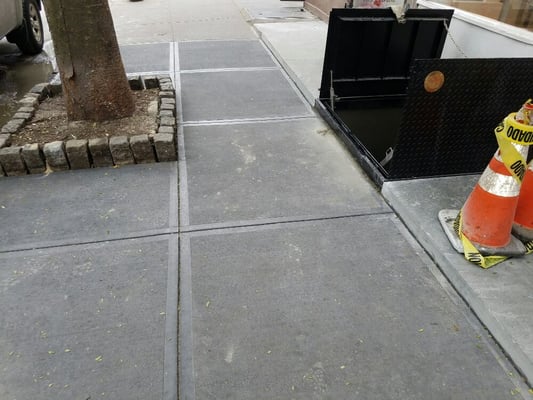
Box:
316 7 533 186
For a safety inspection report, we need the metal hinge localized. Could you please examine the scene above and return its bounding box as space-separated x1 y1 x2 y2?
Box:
380 147 394 166
329 70 339 111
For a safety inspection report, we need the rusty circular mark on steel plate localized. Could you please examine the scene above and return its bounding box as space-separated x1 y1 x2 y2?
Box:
424 71 445 93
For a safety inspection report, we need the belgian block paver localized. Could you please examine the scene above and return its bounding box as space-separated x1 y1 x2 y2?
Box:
158 126 175 134
109 136 135 165
13 112 32 121
22 143 46 174
130 134 156 164
160 103 175 112
1 119 24 134
153 133 176 162
43 141 69 171
65 139 91 170
0 146 27 176
89 138 114 168
0 134 11 148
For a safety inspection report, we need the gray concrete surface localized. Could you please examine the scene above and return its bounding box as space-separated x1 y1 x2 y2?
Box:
178 40 276 71
383 175 533 387
1 0 532 399
120 43 172 74
183 118 388 228
255 20 327 104
0 163 179 400
180 69 313 123
180 216 525 400
0 236 172 400
237 0 313 22
0 163 178 252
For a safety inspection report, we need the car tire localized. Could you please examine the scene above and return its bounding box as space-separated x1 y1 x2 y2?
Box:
7 0 44 55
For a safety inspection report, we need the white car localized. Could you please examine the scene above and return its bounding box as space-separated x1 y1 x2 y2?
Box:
0 0 44 55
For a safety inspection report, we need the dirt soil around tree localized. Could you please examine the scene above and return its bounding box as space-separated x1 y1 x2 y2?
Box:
10 89 159 147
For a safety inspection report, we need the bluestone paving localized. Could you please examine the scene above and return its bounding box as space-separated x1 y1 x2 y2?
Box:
180 216 522 400
178 40 276 71
180 69 313 122
0 236 171 400
2 0 531 398
182 119 388 228
0 163 178 252
119 43 172 74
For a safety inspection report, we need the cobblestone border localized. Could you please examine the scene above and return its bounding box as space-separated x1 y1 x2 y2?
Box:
0 75 177 177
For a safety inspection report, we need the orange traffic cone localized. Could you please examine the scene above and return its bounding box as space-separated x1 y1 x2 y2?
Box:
459 146 527 254
511 100 533 242
513 162 533 241
440 105 532 263
515 99 533 126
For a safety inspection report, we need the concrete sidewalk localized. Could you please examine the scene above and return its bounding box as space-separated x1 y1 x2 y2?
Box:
1 0 532 399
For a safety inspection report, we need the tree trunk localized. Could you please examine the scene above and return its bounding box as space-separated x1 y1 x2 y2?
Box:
43 0 135 122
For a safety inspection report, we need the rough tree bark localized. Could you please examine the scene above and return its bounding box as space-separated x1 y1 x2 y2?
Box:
43 0 135 122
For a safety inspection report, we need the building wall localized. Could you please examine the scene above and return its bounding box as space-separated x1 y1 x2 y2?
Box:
304 0 532 31
304 0 347 21
303 0 533 56
418 0 533 57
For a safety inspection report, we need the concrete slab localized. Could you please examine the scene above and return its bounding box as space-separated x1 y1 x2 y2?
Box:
178 40 276 71
0 236 171 400
255 21 327 105
120 43 172 74
182 119 388 228
110 0 175 45
236 0 314 22
172 20 256 42
180 216 524 400
168 0 249 20
0 163 178 252
382 175 533 385
180 69 313 122
169 0 256 41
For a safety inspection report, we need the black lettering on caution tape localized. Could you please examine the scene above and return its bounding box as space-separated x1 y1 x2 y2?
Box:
466 252 483 267
507 125 533 144
453 212 461 235
510 160 526 181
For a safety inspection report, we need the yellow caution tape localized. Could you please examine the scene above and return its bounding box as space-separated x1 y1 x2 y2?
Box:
453 112 533 268
501 112 533 145
454 211 508 269
495 113 533 183
525 240 533 255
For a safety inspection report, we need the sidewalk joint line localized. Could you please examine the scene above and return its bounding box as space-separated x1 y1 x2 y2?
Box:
0 230 179 255
182 114 315 126
126 70 171 76
180 66 278 74
180 209 394 235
